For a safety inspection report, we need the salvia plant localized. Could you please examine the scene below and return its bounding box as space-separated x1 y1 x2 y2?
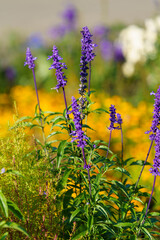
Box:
1 26 160 239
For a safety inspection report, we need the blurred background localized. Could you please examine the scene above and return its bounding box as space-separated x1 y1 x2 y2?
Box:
1 0 160 204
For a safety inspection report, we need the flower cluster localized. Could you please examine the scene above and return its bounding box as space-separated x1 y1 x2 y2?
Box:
48 45 67 90
81 26 97 63
69 96 87 148
150 129 160 176
24 47 37 69
79 27 97 115
108 104 122 130
146 86 160 140
118 16 160 77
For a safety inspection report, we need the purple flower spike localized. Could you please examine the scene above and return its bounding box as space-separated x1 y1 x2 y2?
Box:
108 105 117 130
69 96 87 148
146 85 160 140
48 46 67 90
116 113 123 125
150 129 160 176
24 47 37 69
81 26 97 63
62 4 77 31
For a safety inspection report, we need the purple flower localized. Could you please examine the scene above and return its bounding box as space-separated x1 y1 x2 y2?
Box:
150 129 160 176
100 40 113 61
4 66 16 82
1 168 5 174
62 5 77 31
24 47 37 69
108 105 117 130
113 42 125 62
79 27 97 109
69 96 87 148
146 86 160 140
48 24 67 40
48 45 67 90
93 25 109 39
116 113 123 125
84 163 91 170
81 26 97 63
26 33 44 49
108 105 123 130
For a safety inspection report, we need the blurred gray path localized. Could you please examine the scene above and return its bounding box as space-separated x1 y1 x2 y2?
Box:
0 0 159 38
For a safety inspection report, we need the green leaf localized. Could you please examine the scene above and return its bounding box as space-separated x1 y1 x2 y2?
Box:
50 116 65 125
130 160 151 166
87 215 94 232
57 140 67 168
0 232 8 240
7 200 24 221
96 204 108 219
114 167 131 177
149 212 160 216
15 116 32 123
133 196 144 204
0 221 6 228
150 231 160 236
3 222 29 237
30 124 43 129
46 131 63 139
141 227 153 239
91 108 108 114
0 190 8 218
82 124 95 131
72 229 88 240
58 169 72 191
70 208 81 222
97 223 116 236
113 181 130 199
114 222 133 228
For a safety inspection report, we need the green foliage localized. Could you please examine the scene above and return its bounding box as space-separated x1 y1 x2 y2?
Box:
1 24 160 239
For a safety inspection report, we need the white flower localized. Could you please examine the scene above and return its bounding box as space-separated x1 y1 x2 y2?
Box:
122 62 135 78
119 25 146 64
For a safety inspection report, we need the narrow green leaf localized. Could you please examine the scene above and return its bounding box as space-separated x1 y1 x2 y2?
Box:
98 145 109 151
46 131 63 139
70 208 81 222
0 221 6 227
50 116 65 125
15 116 32 123
149 212 160 216
3 222 29 237
96 204 108 219
57 140 67 168
91 108 108 114
130 160 151 166
72 229 88 240
114 222 133 228
82 124 95 131
114 167 131 177
0 190 8 218
114 181 130 199
58 169 72 190
141 227 153 239
87 215 94 232
30 124 43 129
7 200 25 221
0 232 8 240
97 223 116 236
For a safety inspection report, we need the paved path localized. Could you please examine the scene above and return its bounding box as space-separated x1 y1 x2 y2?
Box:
0 0 159 38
